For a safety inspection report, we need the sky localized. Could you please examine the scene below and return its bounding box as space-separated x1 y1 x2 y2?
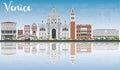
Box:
0 0 120 30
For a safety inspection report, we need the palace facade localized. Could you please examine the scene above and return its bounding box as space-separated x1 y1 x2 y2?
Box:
1 22 16 40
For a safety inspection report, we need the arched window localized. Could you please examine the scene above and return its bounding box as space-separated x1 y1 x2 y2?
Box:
40 28 46 31
63 28 68 31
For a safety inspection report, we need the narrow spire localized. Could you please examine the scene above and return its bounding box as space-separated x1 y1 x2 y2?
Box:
52 7 56 13
71 8 75 15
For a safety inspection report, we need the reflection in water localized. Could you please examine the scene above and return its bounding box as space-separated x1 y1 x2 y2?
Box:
93 42 119 50
1 43 16 55
0 42 119 64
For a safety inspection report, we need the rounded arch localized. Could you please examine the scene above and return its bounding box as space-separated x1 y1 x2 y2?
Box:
52 29 56 39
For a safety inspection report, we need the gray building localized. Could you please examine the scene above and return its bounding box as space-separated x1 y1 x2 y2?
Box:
39 22 47 40
61 21 70 40
93 29 119 40
1 22 16 40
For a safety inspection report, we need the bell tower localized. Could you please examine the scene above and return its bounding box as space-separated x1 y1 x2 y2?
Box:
70 8 75 21
70 8 75 40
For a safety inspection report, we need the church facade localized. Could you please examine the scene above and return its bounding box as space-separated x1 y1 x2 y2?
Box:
39 8 70 40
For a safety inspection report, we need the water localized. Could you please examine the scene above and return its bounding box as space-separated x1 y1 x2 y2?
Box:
0 42 120 70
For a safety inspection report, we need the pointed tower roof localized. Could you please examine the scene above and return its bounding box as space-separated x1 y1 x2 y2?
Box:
71 8 75 15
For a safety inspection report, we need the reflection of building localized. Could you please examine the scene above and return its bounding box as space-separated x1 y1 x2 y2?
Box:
1 43 16 55
93 29 119 40
61 43 70 55
76 43 91 53
93 43 119 50
70 43 75 63
17 43 38 54
32 23 37 36
39 43 47 55
32 46 37 54
0 42 119 64
76 24 91 39
24 25 30 40
24 43 31 53
1 22 16 40
17 43 23 50
70 8 75 40
47 43 61 64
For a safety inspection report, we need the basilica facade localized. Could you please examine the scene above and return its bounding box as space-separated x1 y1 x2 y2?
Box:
39 8 70 40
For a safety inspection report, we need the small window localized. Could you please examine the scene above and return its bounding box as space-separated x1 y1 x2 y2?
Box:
13 31 16 33
71 17 74 19
2 31 4 33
